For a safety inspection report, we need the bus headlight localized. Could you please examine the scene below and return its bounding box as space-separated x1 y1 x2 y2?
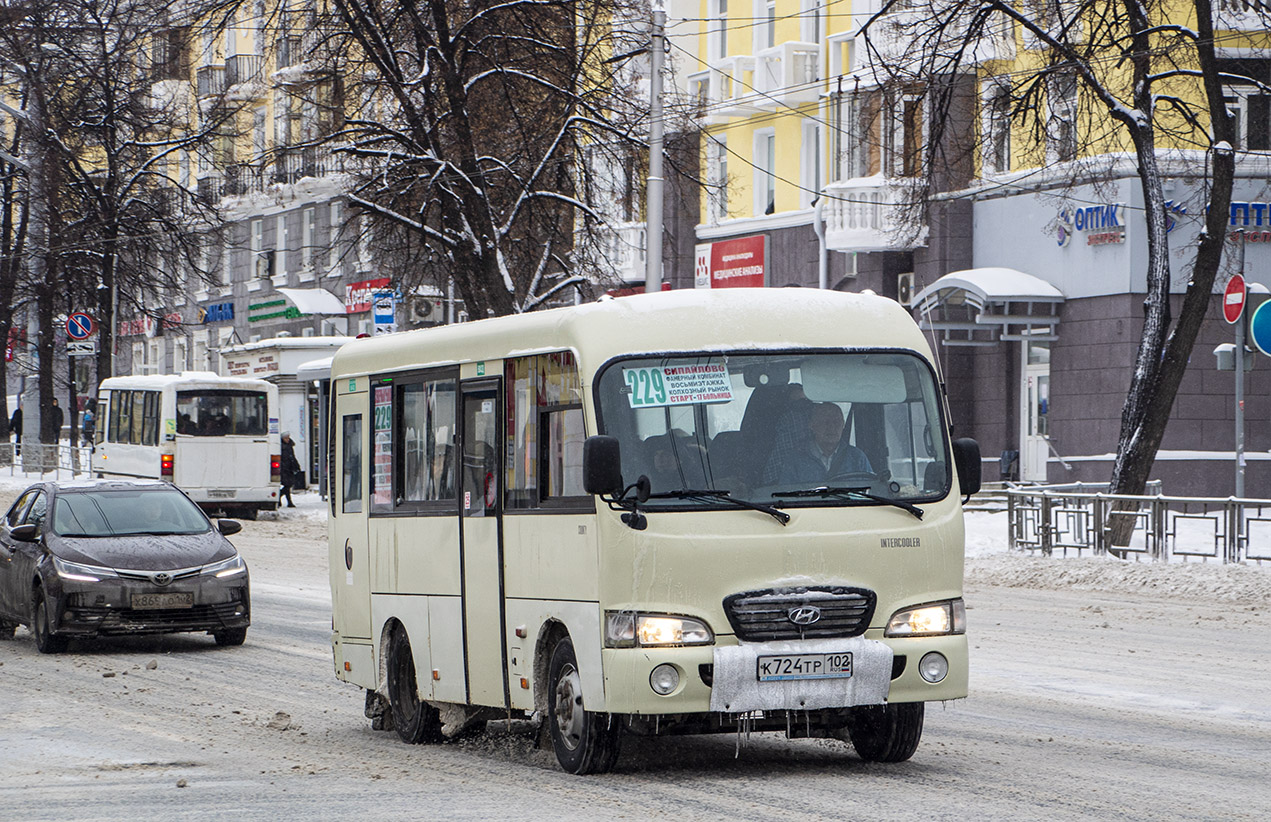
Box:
605 612 714 648
884 599 966 637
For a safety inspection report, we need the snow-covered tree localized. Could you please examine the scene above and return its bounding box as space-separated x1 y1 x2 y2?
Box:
324 0 654 316
860 0 1259 532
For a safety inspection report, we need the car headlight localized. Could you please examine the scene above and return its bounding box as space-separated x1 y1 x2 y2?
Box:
604 612 714 648
885 599 966 637
203 554 247 579
52 556 117 583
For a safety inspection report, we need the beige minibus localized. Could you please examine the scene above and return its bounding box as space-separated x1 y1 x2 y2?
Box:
327 288 980 773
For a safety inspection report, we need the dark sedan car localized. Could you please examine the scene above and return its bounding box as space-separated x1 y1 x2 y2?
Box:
0 480 250 653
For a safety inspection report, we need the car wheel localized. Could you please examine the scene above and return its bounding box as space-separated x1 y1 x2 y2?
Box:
32 587 68 654
214 627 248 646
386 625 443 744
847 702 924 762
548 637 621 774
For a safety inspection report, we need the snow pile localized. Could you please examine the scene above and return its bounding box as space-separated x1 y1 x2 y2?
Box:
963 511 1271 605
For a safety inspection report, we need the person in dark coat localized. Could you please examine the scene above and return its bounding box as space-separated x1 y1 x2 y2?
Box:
9 406 21 455
280 432 302 507
50 398 64 442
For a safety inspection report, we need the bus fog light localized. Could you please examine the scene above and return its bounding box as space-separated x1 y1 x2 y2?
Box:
649 664 680 695
919 652 948 683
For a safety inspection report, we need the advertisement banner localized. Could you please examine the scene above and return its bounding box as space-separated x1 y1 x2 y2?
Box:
694 235 767 289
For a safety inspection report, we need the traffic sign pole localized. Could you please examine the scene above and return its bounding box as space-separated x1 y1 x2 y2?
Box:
1232 241 1247 497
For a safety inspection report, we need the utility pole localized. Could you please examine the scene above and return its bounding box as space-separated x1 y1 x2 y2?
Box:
644 0 666 292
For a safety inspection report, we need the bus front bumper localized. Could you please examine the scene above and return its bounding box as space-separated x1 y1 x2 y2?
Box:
600 632 967 716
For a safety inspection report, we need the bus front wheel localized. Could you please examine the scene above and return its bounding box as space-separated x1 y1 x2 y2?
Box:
847 702 924 762
386 626 443 744
547 637 620 774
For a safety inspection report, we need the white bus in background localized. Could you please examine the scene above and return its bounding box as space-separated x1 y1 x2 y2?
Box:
91 373 281 519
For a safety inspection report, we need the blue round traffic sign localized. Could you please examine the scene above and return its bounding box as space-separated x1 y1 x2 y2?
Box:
66 312 95 340
1250 300 1271 357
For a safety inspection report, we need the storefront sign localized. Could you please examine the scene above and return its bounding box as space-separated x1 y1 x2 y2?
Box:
1229 201 1271 242
202 302 235 323
694 235 767 289
1056 203 1125 247
346 277 392 313
118 316 155 337
248 299 300 323
224 352 281 377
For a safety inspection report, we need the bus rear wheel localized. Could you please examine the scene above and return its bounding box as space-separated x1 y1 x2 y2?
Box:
386 625 443 744
847 702 924 762
548 637 620 774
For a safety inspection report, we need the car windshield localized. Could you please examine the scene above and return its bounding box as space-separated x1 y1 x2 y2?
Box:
176 390 268 436
52 488 211 537
594 351 950 509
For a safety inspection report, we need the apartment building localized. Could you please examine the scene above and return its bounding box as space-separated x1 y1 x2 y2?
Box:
689 0 1271 495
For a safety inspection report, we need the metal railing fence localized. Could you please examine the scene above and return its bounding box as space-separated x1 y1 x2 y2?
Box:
1007 482 1271 565
0 443 96 482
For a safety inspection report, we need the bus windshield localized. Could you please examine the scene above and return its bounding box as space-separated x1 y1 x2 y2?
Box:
594 351 950 508
176 390 269 437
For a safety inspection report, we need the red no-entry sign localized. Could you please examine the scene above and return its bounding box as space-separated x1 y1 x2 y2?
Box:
1224 274 1247 324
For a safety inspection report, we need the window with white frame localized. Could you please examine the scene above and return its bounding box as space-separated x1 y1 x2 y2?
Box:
302 207 315 273
221 235 232 287
982 80 1012 173
800 120 821 208
328 201 343 276
251 218 265 278
707 135 729 222
754 129 776 216
800 0 820 44
1048 70 1078 163
711 0 728 61
274 214 288 279
900 94 923 177
830 90 867 181
1225 86 1271 151
755 0 776 53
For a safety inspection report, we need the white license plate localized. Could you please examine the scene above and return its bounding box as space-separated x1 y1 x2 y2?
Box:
207 489 236 499
131 592 194 610
757 652 853 682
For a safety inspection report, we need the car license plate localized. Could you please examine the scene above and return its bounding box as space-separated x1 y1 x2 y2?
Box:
208 489 236 499
756 652 853 682
131 592 194 610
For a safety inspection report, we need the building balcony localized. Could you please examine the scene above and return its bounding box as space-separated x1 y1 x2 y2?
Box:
688 56 764 122
753 42 820 108
822 176 927 253
225 53 263 86
196 171 223 205
196 65 225 98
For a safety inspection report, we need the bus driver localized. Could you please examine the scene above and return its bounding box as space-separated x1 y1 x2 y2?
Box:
763 401 871 487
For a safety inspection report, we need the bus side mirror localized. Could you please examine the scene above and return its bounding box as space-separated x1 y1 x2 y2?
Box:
583 436 624 496
952 438 981 497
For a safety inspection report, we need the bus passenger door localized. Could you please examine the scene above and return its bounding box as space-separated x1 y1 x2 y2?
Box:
459 381 508 708
331 382 372 647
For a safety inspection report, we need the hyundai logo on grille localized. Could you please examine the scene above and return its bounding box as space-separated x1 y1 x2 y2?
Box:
150 572 173 586
788 605 822 625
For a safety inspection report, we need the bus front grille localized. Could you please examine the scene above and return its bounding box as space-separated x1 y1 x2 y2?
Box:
722 586 876 641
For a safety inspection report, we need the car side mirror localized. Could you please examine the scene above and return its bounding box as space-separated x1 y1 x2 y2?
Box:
218 519 243 536
582 435 624 496
9 523 39 541
951 438 982 497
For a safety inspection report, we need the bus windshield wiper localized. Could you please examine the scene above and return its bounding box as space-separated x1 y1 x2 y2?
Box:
648 488 790 526
772 486 924 520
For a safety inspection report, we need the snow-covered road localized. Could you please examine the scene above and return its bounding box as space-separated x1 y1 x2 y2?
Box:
1 485 1268 820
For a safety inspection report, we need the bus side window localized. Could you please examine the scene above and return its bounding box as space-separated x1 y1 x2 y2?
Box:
342 414 363 513
505 352 585 509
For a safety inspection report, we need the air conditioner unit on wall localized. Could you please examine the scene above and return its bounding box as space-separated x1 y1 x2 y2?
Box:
897 272 915 307
408 296 438 324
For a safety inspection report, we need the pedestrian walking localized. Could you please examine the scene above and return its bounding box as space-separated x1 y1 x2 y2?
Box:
9 406 21 456
50 398 64 442
280 432 302 508
81 407 96 446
